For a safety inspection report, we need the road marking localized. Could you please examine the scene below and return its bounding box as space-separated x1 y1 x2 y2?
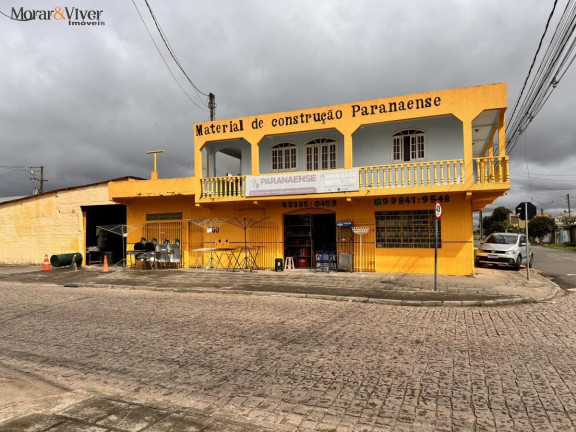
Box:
567 274 576 276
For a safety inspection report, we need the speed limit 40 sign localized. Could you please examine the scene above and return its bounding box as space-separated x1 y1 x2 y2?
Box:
435 202 443 219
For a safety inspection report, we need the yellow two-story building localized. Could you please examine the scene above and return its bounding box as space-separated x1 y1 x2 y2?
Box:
110 83 509 275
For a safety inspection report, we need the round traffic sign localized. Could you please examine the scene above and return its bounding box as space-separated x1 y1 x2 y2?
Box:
435 202 442 219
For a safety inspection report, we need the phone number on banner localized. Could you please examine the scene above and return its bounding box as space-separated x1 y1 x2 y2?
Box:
374 195 450 206
282 199 337 209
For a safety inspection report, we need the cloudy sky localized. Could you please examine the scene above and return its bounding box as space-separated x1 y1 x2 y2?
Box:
1 0 575 218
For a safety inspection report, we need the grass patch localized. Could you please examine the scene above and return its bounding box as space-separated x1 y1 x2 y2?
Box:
541 244 576 253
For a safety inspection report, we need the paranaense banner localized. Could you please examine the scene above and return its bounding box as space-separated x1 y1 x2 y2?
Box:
245 169 359 197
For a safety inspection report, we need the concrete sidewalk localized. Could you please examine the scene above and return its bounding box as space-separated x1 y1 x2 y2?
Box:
0 264 561 306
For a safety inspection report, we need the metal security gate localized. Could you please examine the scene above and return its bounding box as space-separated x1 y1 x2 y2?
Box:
143 221 185 268
248 221 281 270
143 221 183 245
337 218 376 272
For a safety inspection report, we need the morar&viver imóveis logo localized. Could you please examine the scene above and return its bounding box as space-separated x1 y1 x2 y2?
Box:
1 6 105 26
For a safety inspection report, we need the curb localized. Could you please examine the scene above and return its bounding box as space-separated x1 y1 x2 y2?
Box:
60 281 564 307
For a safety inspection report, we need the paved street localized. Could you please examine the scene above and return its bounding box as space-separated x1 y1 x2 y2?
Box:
531 246 576 289
1 281 576 431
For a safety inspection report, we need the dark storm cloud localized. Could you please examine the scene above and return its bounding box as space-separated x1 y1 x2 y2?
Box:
1 0 574 217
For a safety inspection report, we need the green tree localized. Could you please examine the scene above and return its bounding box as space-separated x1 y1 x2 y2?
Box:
528 216 557 243
482 207 513 236
491 206 511 222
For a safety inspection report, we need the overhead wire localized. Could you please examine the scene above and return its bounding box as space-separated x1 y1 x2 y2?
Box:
513 174 576 183
524 130 532 187
511 180 576 191
163 152 193 169
142 0 209 103
0 166 29 172
511 171 576 176
131 0 208 112
506 0 576 155
507 0 559 125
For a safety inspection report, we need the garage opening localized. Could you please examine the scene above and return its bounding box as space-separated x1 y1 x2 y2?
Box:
82 204 126 265
284 213 336 268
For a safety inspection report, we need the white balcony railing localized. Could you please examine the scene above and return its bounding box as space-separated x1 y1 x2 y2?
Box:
199 156 509 199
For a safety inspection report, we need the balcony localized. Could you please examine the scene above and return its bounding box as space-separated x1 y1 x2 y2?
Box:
199 156 509 200
200 175 245 199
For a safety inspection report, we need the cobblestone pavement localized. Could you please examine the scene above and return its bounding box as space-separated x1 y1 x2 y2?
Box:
0 281 575 431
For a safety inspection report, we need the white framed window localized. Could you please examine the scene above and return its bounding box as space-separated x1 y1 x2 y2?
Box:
392 129 426 163
271 143 297 171
305 138 337 171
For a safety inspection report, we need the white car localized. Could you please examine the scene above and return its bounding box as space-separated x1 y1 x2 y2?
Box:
475 233 533 270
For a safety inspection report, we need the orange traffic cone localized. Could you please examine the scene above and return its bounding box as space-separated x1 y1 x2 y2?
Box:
42 254 51 271
102 255 109 273
70 255 78 271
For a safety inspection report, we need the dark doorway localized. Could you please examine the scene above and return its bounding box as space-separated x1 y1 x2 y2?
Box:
83 204 126 265
312 213 336 256
284 213 336 268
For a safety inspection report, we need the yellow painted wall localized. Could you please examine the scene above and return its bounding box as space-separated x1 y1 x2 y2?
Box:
371 195 473 274
0 183 116 265
122 192 473 275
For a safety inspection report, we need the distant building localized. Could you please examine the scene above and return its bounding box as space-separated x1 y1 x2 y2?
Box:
509 211 549 230
555 211 576 244
509 213 524 229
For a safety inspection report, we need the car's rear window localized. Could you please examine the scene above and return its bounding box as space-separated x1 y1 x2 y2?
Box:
485 234 518 245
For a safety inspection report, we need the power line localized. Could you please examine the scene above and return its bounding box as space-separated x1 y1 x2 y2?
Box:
131 0 208 112
163 151 193 169
511 171 576 176
506 0 576 154
508 0 559 125
513 173 576 183
142 0 209 100
511 182 576 191
0 165 46 193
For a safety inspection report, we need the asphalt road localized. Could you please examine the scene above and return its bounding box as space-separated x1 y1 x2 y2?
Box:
531 245 576 289
1 281 576 431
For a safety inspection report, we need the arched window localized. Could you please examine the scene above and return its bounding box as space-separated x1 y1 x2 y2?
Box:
392 129 426 162
305 138 337 171
271 143 297 171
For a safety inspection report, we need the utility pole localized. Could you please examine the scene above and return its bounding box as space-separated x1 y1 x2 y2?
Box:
39 166 45 193
30 165 47 194
479 210 483 240
525 202 530 281
0 165 46 194
568 193 571 216
208 93 216 121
